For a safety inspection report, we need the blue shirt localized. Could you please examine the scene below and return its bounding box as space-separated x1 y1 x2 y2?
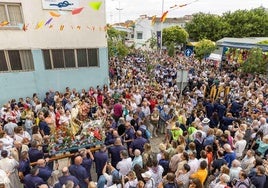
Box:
82 157 93 180
38 166 52 181
129 137 148 153
24 175 45 188
124 128 135 147
109 145 127 167
94 151 108 176
69 164 89 188
58 175 79 188
224 151 236 168
39 121 51 135
18 159 31 176
28 148 44 163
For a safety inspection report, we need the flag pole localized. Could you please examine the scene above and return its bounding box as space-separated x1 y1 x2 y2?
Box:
160 0 164 55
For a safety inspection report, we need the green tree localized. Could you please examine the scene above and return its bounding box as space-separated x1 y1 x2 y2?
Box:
185 13 229 41
167 42 175 57
162 26 188 46
146 33 157 49
107 26 129 58
194 39 216 60
240 47 268 74
222 7 268 38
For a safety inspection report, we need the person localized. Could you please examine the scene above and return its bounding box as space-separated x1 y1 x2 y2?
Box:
190 160 208 185
150 108 159 137
255 135 268 157
147 158 164 187
10 140 29 162
229 160 242 182
0 150 21 188
233 133 247 159
38 111 51 136
159 151 170 176
0 168 10 188
36 159 53 182
97 162 122 188
18 151 31 182
116 150 132 176
240 149 255 174
123 170 138 188
28 140 44 163
210 150 227 174
158 172 178 188
69 156 89 188
129 130 148 155
223 144 236 168
189 178 203 188
123 121 135 150
109 137 127 168
212 173 230 188
0 131 13 152
80 148 94 181
132 149 143 169
176 163 191 188
141 171 154 188
24 167 46 188
232 170 250 188
208 165 230 188
3 117 18 137
55 167 79 188
94 145 109 179
250 165 266 188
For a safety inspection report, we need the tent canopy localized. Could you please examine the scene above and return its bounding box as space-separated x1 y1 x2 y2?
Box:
217 37 268 52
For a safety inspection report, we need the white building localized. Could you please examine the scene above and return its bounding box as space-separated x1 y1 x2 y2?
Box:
0 0 108 105
133 15 192 49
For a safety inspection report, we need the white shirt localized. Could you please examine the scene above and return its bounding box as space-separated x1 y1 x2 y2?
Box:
188 158 200 174
116 158 132 176
234 140 247 158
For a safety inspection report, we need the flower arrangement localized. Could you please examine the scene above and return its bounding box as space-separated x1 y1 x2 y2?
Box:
48 120 105 155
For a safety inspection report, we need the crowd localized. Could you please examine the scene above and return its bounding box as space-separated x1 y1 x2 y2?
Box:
0 51 268 188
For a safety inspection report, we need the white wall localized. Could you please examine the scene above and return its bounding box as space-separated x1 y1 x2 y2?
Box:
0 0 107 49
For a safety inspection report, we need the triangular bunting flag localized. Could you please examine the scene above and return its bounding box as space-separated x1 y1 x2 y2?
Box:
89 1 102 10
72 7 84 15
45 18 53 26
160 11 168 23
36 21 45 29
49 11 61 17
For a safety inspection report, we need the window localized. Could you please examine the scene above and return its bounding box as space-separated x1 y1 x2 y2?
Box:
0 50 34 72
42 49 99 70
0 3 23 27
0 51 8 72
137 32 143 39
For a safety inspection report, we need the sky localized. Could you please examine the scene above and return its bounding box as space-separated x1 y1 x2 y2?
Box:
106 0 268 23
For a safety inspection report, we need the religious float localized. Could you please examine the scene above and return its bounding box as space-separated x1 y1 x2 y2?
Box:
48 119 105 155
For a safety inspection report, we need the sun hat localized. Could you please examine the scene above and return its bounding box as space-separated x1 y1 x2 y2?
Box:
202 118 210 124
141 171 152 179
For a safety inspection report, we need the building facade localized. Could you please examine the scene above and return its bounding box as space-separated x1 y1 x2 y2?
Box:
0 0 108 105
133 15 192 49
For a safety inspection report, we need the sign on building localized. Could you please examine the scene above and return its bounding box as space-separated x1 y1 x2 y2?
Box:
42 0 79 10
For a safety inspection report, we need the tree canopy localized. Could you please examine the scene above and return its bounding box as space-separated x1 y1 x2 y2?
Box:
185 7 268 41
194 39 216 60
107 26 129 59
162 26 189 46
240 47 268 74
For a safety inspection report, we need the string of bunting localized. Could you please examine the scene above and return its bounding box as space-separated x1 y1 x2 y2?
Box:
0 1 103 31
152 0 200 25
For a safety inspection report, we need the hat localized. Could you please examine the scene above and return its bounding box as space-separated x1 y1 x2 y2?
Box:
202 118 210 124
141 171 152 179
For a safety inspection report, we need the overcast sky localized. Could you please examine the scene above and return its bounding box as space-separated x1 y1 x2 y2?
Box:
106 0 268 23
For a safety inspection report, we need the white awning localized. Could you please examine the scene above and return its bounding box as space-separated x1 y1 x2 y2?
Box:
208 53 222 61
